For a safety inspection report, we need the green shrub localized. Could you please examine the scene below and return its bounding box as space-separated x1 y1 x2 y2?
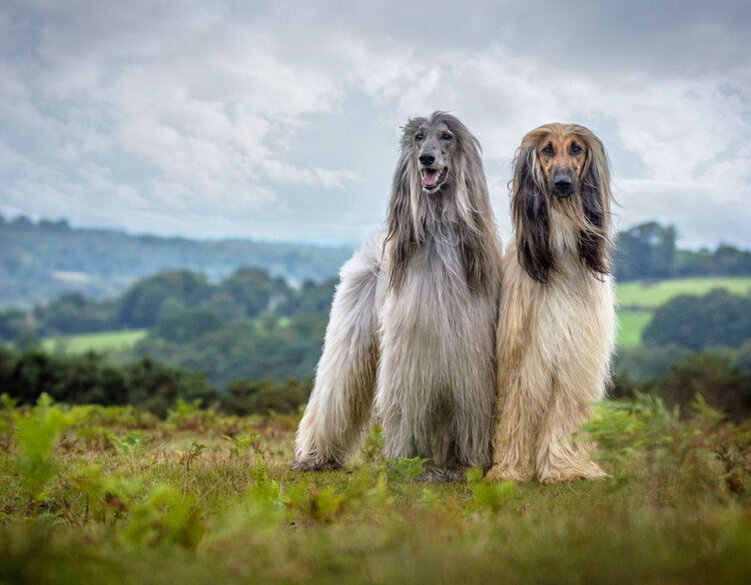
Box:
657 353 751 418
223 377 311 415
643 289 751 350
612 348 751 418
122 484 203 549
386 457 429 483
13 394 76 500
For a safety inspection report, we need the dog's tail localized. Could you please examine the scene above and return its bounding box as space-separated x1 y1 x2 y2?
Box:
292 234 382 469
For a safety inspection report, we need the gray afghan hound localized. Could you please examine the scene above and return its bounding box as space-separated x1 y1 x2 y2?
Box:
487 123 616 484
293 112 503 480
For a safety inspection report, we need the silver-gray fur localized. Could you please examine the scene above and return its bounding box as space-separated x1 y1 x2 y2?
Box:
293 112 503 479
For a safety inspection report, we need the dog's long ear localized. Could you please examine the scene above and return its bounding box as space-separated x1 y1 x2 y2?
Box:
451 124 496 295
385 119 423 292
512 145 553 283
578 137 613 277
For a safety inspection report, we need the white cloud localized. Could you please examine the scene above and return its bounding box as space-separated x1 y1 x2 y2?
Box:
0 0 749 247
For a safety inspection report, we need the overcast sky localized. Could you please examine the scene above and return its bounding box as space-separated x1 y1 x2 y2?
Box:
1 0 749 248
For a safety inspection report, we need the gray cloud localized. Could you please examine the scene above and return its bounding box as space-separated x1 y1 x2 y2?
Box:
0 0 749 247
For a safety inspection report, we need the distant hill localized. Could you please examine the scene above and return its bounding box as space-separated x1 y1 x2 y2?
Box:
3 214 750 308
0 215 352 307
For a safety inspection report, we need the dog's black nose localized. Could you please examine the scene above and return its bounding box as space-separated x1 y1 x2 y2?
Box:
552 169 573 196
419 152 435 166
553 170 572 187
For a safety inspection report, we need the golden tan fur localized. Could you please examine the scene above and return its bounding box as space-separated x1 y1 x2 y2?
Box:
487 123 615 484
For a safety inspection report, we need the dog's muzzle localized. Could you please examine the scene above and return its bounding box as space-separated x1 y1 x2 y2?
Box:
552 168 574 198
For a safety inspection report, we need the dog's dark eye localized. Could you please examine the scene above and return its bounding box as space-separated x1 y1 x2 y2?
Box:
442 133 452 140
570 143 583 155
415 133 424 142
541 144 554 157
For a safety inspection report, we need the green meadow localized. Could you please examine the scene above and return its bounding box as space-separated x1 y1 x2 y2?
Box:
1 394 749 585
615 310 652 348
41 329 148 354
616 277 751 310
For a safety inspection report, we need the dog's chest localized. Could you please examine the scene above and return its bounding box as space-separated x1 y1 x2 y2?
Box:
383 240 481 341
530 268 614 355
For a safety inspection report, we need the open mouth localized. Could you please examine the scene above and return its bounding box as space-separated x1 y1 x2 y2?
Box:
421 167 448 190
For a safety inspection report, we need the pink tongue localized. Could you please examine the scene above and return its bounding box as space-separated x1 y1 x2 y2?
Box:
423 170 439 186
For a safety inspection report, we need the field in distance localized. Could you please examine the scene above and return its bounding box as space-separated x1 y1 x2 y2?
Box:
41 329 147 354
616 277 751 309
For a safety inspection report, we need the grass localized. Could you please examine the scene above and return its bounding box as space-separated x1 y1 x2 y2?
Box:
41 329 147 354
0 395 750 584
616 277 751 310
616 310 652 347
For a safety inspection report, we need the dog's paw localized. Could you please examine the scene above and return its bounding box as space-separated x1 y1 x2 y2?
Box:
290 458 343 472
485 464 533 483
537 461 608 484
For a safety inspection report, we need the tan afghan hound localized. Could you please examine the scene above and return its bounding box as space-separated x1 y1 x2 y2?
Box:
293 112 503 480
487 123 615 484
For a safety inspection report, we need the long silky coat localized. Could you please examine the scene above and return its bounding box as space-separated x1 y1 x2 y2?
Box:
487 123 616 483
293 112 503 478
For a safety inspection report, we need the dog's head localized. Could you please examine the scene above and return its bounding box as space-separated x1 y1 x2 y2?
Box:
535 128 588 198
385 112 499 294
511 123 613 283
394 111 486 218
402 113 463 193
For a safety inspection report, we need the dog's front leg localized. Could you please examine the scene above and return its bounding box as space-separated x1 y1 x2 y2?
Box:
374 352 418 462
534 372 607 484
486 371 540 483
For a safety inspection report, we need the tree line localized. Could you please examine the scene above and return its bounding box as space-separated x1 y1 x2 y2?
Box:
0 346 311 418
2 343 749 419
615 222 751 281
0 267 334 338
0 271 749 418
